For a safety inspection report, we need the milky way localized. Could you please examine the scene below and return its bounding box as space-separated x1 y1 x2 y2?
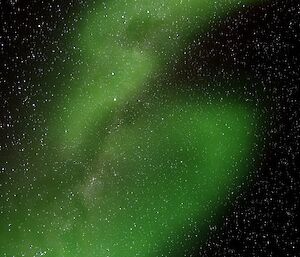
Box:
1 0 299 256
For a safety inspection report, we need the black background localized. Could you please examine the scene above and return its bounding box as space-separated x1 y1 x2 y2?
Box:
1 0 299 256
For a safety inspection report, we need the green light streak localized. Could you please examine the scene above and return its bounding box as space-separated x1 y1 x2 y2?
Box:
52 0 260 152
0 1 265 256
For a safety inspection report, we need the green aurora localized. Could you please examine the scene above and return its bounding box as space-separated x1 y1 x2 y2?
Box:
1 0 267 256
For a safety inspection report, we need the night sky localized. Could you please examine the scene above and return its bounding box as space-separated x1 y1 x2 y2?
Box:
1 0 299 256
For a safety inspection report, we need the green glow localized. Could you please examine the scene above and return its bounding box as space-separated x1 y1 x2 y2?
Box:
1 94 258 256
0 1 265 256
52 0 260 152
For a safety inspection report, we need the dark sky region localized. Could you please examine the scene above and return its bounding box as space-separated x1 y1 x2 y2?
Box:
0 0 299 256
